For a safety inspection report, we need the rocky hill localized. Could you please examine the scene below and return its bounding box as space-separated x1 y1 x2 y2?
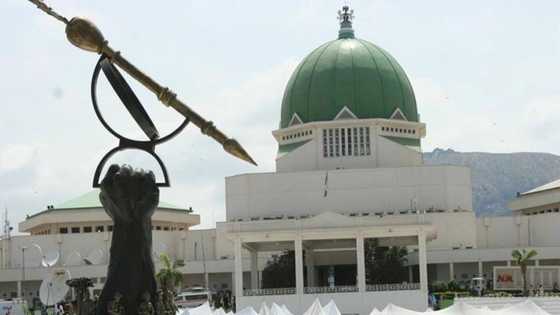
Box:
423 149 560 216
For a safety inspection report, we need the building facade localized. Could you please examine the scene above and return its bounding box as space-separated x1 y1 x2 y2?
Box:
2 6 560 315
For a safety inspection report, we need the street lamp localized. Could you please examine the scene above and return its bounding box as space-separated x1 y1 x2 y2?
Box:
20 246 27 299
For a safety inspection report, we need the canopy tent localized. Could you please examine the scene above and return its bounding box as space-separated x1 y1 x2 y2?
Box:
178 298 551 315
378 300 551 315
323 300 341 315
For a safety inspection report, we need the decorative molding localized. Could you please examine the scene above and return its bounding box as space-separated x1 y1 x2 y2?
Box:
390 107 408 121
288 113 304 127
334 106 358 120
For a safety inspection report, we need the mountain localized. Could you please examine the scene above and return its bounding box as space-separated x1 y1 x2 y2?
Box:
423 149 560 216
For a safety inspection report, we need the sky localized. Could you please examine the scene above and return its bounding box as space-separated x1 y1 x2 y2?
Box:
1 0 560 231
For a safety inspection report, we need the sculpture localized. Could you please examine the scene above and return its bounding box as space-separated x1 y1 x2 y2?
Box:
24 1 258 314
95 165 159 315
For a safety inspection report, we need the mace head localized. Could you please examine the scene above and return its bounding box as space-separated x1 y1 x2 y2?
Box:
66 17 105 54
223 139 257 166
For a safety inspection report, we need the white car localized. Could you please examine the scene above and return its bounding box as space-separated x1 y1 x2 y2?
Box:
175 287 211 309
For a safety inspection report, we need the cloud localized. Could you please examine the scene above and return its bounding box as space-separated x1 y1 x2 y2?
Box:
0 144 36 172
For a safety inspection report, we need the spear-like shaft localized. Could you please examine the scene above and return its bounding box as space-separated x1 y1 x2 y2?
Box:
26 0 257 166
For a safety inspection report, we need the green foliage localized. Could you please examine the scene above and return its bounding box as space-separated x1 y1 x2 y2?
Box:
511 248 538 296
156 253 183 292
261 250 295 289
364 239 408 284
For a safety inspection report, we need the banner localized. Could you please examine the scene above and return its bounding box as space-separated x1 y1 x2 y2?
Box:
494 266 560 290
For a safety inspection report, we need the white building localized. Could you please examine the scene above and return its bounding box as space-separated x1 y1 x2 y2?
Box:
2 6 560 315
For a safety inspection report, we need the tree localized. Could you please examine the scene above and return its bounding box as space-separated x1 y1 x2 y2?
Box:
261 250 296 289
364 239 408 284
156 253 183 291
156 253 183 314
512 248 538 296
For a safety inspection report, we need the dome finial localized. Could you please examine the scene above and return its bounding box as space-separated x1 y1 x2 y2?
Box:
337 5 355 39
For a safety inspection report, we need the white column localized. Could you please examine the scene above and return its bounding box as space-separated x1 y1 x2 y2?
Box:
356 234 366 292
535 260 540 266
234 237 243 298
295 236 304 295
251 250 258 289
409 266 414 283
306 249 315 287
17 281 21 299
449 262 455 281
507 261 511 267
478 261 483 276
418 231 428 293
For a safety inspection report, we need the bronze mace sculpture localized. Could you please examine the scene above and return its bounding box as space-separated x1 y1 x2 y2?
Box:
27 0 257 166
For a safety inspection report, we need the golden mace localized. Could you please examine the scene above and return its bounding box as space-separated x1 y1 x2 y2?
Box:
27 0 257 166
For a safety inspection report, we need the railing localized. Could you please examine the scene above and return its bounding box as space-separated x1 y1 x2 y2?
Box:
243 287 296 296
304 286 358 294
366 282 420 291
243 284 419 296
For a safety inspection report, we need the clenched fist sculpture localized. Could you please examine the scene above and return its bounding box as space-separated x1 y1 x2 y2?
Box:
96 165 159 315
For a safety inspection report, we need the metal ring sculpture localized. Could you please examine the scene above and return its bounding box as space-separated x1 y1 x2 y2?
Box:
90 55 189 187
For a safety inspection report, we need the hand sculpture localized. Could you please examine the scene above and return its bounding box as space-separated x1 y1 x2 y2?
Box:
96 165 159 315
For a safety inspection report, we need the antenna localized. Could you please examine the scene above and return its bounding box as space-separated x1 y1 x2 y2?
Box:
39 268 71 306
2 207 12 240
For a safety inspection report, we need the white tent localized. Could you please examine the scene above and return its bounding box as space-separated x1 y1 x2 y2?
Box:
303 299 326 315
214 308 227 315
322 300 341 315
259 302 271 315
270 303 286 315
494 300 550 315
236 306 259 315
377 300 551 315
282 304 294 315
187 302 213 315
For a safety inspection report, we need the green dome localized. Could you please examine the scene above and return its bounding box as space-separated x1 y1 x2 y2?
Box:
280 25 418 128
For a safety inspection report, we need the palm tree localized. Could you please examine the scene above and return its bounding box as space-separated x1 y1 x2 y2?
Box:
511 249 538 296
156 253 183 292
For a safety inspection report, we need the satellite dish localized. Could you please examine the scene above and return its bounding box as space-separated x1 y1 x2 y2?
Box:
42 251 60 268
83 248 104 265
64 251 83 266
39 269 71 306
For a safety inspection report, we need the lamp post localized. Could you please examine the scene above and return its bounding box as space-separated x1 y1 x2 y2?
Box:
19 246 27 299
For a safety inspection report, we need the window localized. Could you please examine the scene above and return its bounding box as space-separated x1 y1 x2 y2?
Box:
328 129 334 157
156 226 162 230
359 127 365 155
71 227 80 234
322 130 328 157
83 226 92 233
163 226 169 231
353 128 358 154
341 128 346 156
59 227 68 234
347 128 352 155
96 226 104 232
322 126 371 158
108 225 113 232
334 129 340 157
365 127 371 155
